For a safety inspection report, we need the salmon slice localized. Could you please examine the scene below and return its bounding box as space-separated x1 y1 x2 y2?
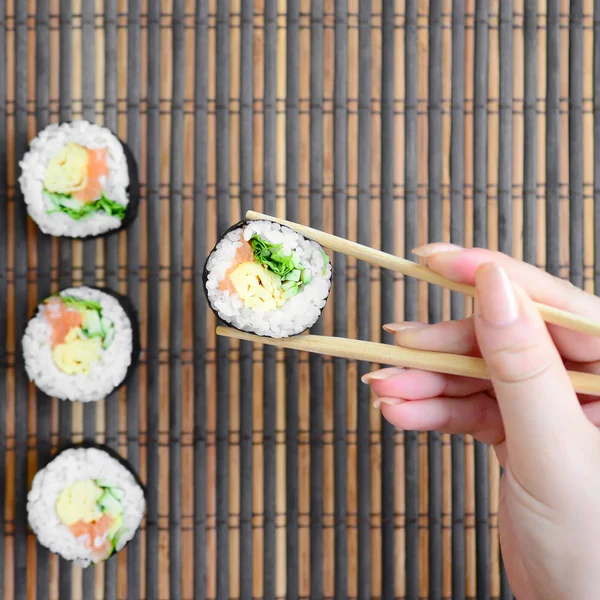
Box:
68 521 88 540
73 148 109 203
44 298 83 346
91 539 114 562
69 513 113 541
91 513 114 539
219 239 255 293
69 514 115 560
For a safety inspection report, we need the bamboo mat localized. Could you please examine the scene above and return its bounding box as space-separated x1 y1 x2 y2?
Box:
0 0 594 599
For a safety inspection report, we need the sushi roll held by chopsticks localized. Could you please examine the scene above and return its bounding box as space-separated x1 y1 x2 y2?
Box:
22 287 139 402
19 120 140 238
204 219 333 338
27 447 145 567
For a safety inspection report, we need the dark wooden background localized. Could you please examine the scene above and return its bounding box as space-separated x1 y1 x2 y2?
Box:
1 1 593 599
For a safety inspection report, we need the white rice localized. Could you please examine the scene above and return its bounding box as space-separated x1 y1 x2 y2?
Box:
27 447 145 568
22 287 134 402
18 120 130 237
205 220 332 337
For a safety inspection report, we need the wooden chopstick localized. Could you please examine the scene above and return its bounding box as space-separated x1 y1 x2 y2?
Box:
217 326 600 397
245 210 600 338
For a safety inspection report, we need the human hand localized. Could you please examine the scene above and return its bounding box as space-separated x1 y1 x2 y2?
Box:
363 245 600 600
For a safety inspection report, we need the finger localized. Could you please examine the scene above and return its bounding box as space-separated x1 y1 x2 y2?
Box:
473 263 594 482
564 359 600 404
377 393 504 446
414 243 600 362
384 322 600 404
564 358 600 377
376 393 600 445
363 367 491 399
384 317 480 356
382 319 600 405
580 401 600 425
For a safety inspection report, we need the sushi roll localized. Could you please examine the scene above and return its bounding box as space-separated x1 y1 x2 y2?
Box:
27 446 145 567
203 219 333 337
22 286 139 402
18 120 140 238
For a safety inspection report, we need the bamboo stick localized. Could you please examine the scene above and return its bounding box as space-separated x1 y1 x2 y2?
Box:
216 326 600 397
245 210 600 338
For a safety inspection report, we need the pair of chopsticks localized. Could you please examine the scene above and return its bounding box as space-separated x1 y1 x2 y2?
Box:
216 210 600 397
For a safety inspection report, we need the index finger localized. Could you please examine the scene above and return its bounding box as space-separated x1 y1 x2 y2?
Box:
414 243 600 362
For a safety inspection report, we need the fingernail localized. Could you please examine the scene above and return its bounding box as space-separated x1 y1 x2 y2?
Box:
383 322 428 333
475 263 519 326
361 367 405 384
412 242 463 258
373 397 405 409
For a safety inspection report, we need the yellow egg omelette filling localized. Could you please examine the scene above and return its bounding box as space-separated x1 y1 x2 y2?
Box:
43 142 89 194
56 480 104 526
52 327 102 375
228 262 284 311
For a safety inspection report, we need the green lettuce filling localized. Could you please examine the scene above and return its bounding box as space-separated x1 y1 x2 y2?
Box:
58 295 102 312
93 480 126 559
250 235 298 277
44 190 126 221
250 235 314 299
319 248 329 275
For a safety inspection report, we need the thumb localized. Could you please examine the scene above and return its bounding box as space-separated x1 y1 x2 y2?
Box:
474 263 592 473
